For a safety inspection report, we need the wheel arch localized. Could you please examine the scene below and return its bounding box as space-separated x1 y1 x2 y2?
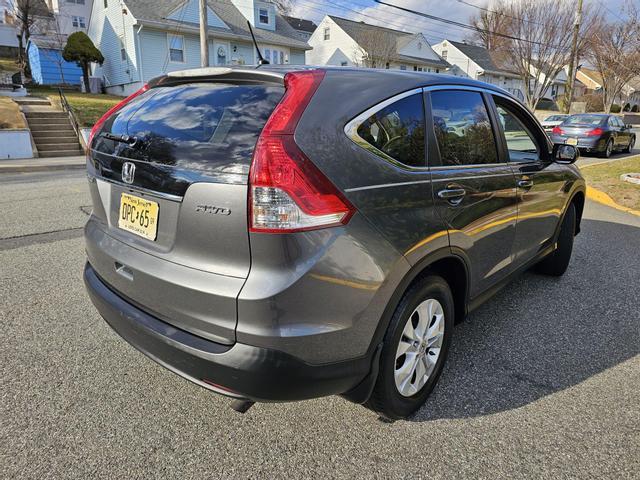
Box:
570 190 585 235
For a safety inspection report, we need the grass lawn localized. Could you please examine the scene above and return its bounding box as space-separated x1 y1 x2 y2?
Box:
27 86 123 127
0 56 19 76
580 155 640 210
0 97 26 129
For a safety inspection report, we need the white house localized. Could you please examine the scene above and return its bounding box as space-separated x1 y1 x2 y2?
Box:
306 15 449 73
432 39 526 101
46 0 93 35
88 0 310 95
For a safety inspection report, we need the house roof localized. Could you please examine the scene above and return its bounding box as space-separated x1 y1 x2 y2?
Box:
447 40 519 77
282 15 317 33
578 67 603 88
328 15 449 68
27 34 68 51
122 0 310 50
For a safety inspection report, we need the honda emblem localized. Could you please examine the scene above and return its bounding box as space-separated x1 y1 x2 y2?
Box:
121 162 135 184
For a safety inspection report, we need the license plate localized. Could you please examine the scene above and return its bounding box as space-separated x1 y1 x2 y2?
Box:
118 193 159 241
566 137 578 146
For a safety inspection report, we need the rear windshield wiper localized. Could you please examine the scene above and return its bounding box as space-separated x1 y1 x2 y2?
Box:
102 132 138 146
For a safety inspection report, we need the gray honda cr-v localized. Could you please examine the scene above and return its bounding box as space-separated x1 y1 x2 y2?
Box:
84 66 585 419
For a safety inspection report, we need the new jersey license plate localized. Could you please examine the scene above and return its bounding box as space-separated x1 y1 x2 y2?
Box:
566 137 578 146
118 193 159 241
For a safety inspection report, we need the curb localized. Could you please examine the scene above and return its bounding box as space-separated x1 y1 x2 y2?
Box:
586 186 640 217
0 163 85 173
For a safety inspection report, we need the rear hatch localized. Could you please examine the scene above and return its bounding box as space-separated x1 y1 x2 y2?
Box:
86 71 285 344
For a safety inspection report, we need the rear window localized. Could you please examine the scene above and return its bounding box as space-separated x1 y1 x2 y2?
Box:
93 83 284 180
564 115 605 126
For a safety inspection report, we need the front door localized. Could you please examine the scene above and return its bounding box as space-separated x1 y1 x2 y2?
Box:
490 94 568 266
212 41 230 66
428 89 518 298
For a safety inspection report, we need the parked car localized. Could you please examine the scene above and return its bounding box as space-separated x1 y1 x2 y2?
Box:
550 113 636 157
541 114 569 133
83 67 585 420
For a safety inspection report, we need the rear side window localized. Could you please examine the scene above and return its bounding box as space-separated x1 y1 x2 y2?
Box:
430 90 498 166
356 93 425 168
95 83 284 178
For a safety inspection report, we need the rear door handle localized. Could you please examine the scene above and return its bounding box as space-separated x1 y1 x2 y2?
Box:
437 188 466 205
518 179 534 189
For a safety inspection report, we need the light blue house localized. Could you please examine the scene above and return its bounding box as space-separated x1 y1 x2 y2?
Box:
88 0 310 96
26 36 84 85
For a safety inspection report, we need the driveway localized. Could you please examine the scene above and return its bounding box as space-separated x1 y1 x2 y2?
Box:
1 170 638 479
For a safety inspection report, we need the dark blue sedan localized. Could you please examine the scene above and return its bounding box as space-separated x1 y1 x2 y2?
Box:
550 113 636 158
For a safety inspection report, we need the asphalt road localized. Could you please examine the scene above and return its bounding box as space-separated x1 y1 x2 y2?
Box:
1 170 639 479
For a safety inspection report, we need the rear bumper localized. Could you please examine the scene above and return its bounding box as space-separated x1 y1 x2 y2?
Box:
549 135 606 151
84 262 370 402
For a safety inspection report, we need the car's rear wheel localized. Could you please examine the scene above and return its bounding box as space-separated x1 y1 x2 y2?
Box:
624 135 635 153
535 203 576 276
365 275 454 420
602 139 614 158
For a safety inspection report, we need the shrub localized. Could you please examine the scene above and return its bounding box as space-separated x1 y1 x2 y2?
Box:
610 104 622 113
623 103 631 112
575 94 604 112
632 104 639 113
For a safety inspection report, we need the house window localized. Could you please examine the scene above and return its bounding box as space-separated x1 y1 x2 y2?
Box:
119 37 126 61
441 50 447 60
259 8 269 25
264 48 271 63
67 0 85 4
400 65 406 70
279 51 284 64
72 16 86 28
341 61 348 66
323 27 330 41
413 66 417 71
436 69 440 73
168 34 184 63
103 0 108 8
385 62 389 69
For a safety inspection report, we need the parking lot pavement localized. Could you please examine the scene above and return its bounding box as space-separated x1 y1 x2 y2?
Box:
1 170 639 479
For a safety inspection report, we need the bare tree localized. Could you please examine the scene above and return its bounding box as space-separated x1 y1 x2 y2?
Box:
8 0 51 71
469 0 598 111
40 17 67 84
272 0 294 15
587 0 640 112
468 7 511 51
352 30 398 69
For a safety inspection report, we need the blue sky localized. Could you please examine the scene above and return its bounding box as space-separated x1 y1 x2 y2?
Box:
290 0 630 44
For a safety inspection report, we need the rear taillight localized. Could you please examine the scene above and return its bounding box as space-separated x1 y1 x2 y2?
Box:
552 125 564 135
88 84 149 148
249 70 355 233
586 127 603 136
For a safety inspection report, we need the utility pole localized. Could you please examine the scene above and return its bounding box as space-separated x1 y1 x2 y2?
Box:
199 0 209 67
564 0 584 114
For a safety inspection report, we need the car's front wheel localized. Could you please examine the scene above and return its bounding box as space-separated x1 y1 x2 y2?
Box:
365 275 454 420
624 135 635 153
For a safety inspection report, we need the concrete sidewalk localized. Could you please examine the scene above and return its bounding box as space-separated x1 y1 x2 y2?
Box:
0 155 85 173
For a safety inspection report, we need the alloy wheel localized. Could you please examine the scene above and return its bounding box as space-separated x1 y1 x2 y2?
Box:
394 299 445 397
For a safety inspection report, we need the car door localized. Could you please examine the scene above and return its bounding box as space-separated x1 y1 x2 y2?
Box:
614 116 630 147
427 88 517 298
490 94 568 267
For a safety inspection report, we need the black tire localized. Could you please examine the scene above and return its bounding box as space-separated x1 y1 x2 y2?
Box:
365 275 454 420
535 203 576 276
601 138 614 158
624 135 635 153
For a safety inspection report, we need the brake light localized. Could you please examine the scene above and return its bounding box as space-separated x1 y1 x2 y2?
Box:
586 127 603 136
249 70 355 233
88 83 149 148
552 125 564 135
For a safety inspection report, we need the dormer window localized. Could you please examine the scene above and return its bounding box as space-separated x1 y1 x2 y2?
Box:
259 8 269 25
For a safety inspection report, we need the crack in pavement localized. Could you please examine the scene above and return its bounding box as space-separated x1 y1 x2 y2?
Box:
0 227 84 251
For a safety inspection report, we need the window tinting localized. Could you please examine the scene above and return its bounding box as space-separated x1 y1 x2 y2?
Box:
356 93 425 167
495 103 540 162
565 114 605 126
94 83 284 181
430 90 498 166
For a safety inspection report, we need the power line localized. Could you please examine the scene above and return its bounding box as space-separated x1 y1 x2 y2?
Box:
374 0 571 50
453 0 543 26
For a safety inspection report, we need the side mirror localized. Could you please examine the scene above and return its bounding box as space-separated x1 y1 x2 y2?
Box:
553 143 579 164
626 124 633 130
